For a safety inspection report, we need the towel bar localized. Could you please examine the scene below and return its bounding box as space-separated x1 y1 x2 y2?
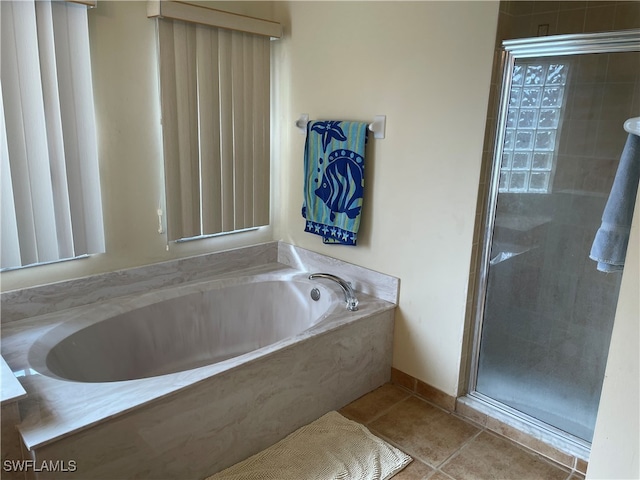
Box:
296 114 386 139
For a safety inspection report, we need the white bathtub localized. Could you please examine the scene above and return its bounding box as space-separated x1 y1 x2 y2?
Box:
31 279 334 383
1 255 397 480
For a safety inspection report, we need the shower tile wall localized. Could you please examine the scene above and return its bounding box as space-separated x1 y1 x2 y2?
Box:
462 0 640 440
557 53 640 193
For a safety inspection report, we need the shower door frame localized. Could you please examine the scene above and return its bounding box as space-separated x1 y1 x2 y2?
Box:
466 29 640 456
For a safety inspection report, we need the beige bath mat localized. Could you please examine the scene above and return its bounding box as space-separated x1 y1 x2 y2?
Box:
206 411 412 480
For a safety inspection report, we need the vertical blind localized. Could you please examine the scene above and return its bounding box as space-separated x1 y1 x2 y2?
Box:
1 0 104 270
157 18 271 241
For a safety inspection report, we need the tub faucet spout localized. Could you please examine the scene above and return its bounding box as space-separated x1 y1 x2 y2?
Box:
308 273 359 311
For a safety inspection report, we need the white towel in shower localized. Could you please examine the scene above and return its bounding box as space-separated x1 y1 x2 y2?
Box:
590 133 640 272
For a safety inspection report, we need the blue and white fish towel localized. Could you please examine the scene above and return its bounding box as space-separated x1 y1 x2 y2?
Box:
302 120 368 245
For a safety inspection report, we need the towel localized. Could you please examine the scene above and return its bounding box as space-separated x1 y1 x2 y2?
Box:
590 133 640 272
302 120 368 245
206 411 412 480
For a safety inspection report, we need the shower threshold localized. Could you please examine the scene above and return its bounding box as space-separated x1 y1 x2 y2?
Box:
457 392 591 464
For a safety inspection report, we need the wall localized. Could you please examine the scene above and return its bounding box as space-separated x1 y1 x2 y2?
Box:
272 1 499 396
587 190 639 480
0 1 277 292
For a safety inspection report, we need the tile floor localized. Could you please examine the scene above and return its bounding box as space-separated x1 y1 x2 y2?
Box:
339 384 585 480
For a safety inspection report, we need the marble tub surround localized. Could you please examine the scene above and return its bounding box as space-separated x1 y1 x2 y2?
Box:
1 356 26 404
24 308 394 479
0 242 399 479
0 242 278 323
3 271 394 450
1 356 26 480
1 402 24 480
278 242 400 304
1 241 399 323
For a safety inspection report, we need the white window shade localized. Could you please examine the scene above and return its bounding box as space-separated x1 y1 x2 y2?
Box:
1 0 104 270
156 13 272 241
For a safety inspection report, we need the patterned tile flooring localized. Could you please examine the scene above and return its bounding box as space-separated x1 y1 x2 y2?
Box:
339 384 586 480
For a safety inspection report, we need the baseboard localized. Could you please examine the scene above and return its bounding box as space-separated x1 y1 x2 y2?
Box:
390 368 456 412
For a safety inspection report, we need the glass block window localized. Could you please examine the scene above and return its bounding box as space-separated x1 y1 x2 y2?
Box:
499 62 567 193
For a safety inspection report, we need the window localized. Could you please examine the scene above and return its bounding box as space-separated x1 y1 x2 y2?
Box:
499 62 568 193
1 0 104 270
150 1 282 241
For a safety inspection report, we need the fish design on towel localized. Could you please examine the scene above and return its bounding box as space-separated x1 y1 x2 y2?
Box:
302 120 368 245
314 149 364 222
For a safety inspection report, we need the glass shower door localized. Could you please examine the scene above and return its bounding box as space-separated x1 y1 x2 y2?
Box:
474 47 639 443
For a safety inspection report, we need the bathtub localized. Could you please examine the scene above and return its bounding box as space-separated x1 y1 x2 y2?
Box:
30 278 335 383
1 247 397 480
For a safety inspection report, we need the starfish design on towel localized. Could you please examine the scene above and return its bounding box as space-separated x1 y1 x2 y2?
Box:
311 121 347 152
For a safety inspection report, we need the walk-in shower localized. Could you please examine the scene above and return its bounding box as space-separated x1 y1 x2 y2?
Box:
465 29 640 457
